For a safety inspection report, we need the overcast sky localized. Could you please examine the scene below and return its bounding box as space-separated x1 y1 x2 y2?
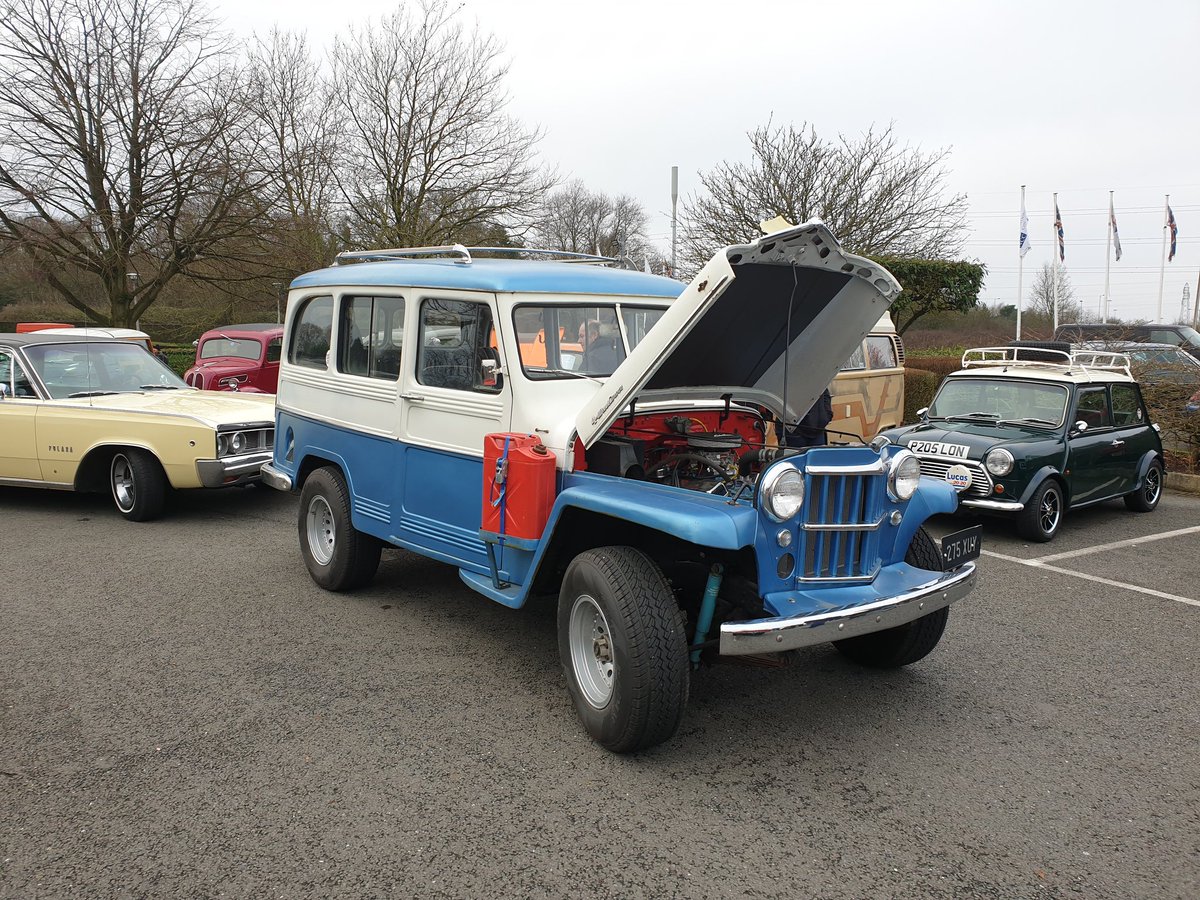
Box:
218 0 1198 324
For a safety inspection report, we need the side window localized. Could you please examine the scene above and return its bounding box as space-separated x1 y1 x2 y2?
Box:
1075 387 1112 429
840 341 866 371
865 336 897 369
1149 329 1182 346
265 338 282 364
417 298 501 393
289 296 334 369
1110 384 1144 427
0 351 36 398
337 295 405 380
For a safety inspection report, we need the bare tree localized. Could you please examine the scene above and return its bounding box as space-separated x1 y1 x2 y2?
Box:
1027 262 1081 322
532 179 661 264
0 0 273 327
244 28 341 273
330 0 552 249
680 122 968 272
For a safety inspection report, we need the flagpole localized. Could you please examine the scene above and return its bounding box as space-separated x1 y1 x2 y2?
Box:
1051 192 1059 332
1103 191 1113 323
1016 185 1025 340
1194 268 1200 329
1157 194 1169 322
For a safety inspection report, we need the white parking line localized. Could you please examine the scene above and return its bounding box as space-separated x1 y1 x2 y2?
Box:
1033 525 1200 563
982 549 1200 608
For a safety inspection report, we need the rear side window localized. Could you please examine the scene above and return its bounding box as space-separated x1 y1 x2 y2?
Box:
337 295 405 380
289 296 334 369
865 336 897 369
266 338 282 364
1110 384 1144 426
0 350 36 397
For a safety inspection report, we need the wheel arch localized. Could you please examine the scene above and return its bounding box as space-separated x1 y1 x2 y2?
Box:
1019 466 1070 508
75 442 162 493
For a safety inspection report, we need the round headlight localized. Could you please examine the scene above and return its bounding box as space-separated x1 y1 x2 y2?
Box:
985 447 1015 477
888 450 922 501
217 434 230 456
230 431 245 454
760 466 805 522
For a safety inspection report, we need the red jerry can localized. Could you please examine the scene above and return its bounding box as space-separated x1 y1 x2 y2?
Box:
482 433 557 541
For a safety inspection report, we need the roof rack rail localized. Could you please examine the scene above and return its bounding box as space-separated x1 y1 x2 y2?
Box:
960 346 1131 377
333 245 619 267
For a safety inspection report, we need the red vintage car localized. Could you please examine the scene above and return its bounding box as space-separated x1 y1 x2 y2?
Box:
184 324 284 393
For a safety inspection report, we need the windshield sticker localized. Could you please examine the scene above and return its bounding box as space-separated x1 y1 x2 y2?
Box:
945 464 973 491
908 440 970 459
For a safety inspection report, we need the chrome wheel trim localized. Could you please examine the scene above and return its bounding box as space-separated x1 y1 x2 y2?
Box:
111 454 135 513
1145 467 1162 505
569 594 615 709
306 495 336 566
1040 487 1061 535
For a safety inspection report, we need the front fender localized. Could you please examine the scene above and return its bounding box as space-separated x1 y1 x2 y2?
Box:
1018 466 1064 506
892 475 960 553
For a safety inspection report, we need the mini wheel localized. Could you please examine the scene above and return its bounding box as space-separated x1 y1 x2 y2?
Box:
558 547 690 752
1125 460 1163 513
298 466 382 591
110 449 167 522
1017 479 1064 542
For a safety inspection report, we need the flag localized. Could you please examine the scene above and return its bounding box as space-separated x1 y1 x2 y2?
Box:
1019 198 1032 257
1053 200 1065 262
1168 206 1178 262
1109 198 1122 261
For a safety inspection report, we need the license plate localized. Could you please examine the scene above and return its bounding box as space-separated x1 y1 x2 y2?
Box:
939 525 982 569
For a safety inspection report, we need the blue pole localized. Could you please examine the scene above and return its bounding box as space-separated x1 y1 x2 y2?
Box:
690 563 724 665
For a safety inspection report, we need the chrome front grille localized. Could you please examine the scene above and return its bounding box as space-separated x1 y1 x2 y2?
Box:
799 467 885 581
915 456 992 499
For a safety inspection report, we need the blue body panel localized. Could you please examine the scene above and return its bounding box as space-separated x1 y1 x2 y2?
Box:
290 258 685 298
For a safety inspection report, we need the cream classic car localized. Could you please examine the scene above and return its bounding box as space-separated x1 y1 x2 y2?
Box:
0 332 274 520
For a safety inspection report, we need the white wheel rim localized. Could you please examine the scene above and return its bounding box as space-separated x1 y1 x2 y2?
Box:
1040 488 1061 535
306 495 336 566
1145 468 1161 505
569 594 615 709
111 455 135 512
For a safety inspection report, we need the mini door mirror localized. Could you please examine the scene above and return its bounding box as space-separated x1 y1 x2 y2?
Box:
480 358 499 388
1073 420 1088 434
916 406 929 420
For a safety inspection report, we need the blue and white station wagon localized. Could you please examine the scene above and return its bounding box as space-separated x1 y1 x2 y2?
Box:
262 222 979 752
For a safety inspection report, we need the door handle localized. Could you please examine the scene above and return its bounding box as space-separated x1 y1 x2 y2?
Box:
1110 439 1125 448
399 392 425 402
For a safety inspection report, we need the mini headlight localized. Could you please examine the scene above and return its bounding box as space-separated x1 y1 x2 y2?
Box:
887 450 922 501
760 466 805 521
985 447 1015 476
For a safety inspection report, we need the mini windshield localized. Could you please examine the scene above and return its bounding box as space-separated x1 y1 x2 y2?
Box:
512 304 667 378
199 337 262 361
930 378 1070 427
24 341 189 399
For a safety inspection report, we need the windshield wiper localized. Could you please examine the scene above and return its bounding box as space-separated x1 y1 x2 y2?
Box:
999 416 1059 428
139 384 184 390
944 411 1000 422
66 390 120 398
526 366 603 384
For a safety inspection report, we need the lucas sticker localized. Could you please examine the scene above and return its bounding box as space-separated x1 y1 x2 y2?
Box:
945 464 973 492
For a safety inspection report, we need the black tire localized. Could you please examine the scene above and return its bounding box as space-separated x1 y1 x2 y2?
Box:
1124 460 1163 512
557 547 690 753
298 466 382 591
833 526 949 668
1016 478 1065 542
109 449 167 522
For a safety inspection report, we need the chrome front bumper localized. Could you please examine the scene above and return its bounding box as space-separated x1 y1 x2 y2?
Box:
259 461 293 492
960 498 1024 512
196 451 273 488
719 564 976 655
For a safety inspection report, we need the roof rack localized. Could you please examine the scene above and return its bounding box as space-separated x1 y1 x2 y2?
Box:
960 346 1131 377
333 245 618 267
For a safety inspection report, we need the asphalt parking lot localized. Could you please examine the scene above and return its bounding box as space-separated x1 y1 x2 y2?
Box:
2 485 1198 899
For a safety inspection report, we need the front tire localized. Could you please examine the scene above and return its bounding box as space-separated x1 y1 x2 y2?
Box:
110 449 167 522
298 467 382 591
557 547 690 753
1125 460 1163 512
1017 478 1064 542
833 526 949 668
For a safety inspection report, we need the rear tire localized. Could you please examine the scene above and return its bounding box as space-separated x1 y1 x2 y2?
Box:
558 547 690 753
1124 460 1163 512
833 526 949 668
298 467 382 591
110 449 167 522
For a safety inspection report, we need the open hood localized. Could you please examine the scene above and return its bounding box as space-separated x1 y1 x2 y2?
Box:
575 221 902 447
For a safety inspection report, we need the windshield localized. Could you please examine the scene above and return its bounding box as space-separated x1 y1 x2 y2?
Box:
199 337 262 361
24 341 189 399
512 303 667 378
1130 348 1200 367
930 378 1070 427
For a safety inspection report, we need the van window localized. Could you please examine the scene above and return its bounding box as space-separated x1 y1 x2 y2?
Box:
338 295 405 380
512 304 630 377
289 296 334 369
865 336 897 369
417 298 500 392
840 341 866 371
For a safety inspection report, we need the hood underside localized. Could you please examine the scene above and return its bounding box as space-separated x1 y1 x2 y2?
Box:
575 221 902 447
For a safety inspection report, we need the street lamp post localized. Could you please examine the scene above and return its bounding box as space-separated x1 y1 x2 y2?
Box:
127 272 140 329
272 282 283 324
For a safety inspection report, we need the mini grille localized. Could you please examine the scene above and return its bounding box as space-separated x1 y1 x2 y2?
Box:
915 456 992 499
